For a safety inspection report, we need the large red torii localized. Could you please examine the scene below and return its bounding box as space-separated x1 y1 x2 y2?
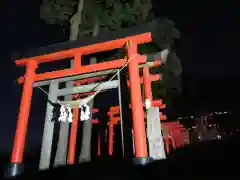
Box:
9 33 153 175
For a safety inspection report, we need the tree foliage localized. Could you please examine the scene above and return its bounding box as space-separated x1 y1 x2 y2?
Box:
40 0 182 105
40 0 153 34
152 51 182 98
40 0 77 25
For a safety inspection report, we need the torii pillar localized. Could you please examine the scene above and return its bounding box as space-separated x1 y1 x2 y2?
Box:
126 41 148 163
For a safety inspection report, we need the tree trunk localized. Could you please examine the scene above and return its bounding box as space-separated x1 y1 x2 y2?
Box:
79 20 99 163
54 0 84 167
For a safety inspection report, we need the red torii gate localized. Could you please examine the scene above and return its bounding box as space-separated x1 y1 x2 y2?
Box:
8 33 155 176
162 122 189 153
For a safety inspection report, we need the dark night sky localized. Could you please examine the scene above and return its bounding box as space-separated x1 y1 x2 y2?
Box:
0 0 240 153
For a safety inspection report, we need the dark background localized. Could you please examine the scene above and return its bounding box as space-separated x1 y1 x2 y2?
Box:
0 0 240 156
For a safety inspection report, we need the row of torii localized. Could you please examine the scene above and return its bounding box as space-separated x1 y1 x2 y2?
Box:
7 32 189 177
66 75 189 164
